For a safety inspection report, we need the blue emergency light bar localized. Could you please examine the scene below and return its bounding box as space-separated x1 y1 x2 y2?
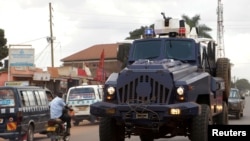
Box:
144 28 154 38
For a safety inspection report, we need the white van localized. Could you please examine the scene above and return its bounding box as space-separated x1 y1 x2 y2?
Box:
66 85 103 126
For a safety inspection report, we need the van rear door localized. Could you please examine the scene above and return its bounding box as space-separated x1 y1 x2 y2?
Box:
0 88 19 134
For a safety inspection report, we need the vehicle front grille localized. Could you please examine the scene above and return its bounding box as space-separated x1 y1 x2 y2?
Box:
117 73 170 104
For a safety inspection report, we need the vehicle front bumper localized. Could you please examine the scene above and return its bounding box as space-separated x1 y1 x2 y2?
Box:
90 101 200 120
228 102 241 111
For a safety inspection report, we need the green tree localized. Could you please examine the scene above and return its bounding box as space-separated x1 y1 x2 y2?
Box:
126 24 154 39
235 79 250 92
182 14 212 38
0 29 8 67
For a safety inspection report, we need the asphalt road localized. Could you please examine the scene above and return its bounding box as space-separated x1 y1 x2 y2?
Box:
1 96 249 141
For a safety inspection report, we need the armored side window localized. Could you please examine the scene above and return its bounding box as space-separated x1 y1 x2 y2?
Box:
200 45 206 69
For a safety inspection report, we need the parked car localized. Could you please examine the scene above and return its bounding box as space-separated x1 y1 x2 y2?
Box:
228 88 245 119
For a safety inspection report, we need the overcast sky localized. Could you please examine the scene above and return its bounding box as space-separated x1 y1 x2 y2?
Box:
1 0 250 81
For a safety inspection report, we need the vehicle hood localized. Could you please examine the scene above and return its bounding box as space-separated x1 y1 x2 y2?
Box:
228 98 241 103
124 59 198 80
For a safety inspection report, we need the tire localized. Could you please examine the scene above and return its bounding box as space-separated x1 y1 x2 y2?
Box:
240 112 243 117
27 125 34 141
99 117 125 141
216 58 231 101
73 120 80 126
90 115 96 124
50 133 59 141
190 104 212 141
235 111 241 119
140 134 154 141
63 135 70 141
51 125 62 141
214 102 228 125
240 106 244 117
50 135 57 141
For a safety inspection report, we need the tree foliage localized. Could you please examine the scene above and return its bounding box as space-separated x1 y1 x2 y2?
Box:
126 24 154 39
0 29 8 67
125 14 212 39
234 79 250 92
181 14 212 38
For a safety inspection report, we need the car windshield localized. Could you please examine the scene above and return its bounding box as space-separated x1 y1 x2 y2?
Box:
0 89 15 107
229 89 240 98
68 87 96 100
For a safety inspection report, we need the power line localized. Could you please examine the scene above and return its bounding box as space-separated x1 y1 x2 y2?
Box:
35 43 50 61
17 36 47 44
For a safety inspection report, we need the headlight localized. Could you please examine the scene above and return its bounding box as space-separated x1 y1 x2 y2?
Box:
107 86 115 95
177 87 184 95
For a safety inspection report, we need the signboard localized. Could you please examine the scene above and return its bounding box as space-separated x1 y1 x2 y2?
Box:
9 48 34 67
33 72 50 81
4 81 29 86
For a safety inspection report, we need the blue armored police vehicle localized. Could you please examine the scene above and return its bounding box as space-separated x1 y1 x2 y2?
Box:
90 14 231 141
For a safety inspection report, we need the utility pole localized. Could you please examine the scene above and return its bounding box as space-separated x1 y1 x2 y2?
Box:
217 0 225 58
49 2 54 67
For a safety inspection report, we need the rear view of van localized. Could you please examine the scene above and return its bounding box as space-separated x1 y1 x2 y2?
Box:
0 86 51 141
66 85 103 126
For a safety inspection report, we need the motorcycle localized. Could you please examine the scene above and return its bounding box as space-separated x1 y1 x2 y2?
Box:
46 106 74 141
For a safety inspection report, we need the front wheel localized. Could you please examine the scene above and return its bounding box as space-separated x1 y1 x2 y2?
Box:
140 134 154 141
99 117 125 141
235 111 241 119
190 104 212 141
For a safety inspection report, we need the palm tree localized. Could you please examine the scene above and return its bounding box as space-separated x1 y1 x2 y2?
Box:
182 14 212 38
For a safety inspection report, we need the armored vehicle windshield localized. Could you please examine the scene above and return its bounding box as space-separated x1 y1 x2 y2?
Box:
130 39 196 61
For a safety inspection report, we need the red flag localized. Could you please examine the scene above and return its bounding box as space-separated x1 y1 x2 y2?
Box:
94 49 105 83
77 68 87 76
99 49 104 69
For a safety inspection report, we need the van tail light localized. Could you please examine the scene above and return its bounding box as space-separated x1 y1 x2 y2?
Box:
7 117 17 131
16 111 23 125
